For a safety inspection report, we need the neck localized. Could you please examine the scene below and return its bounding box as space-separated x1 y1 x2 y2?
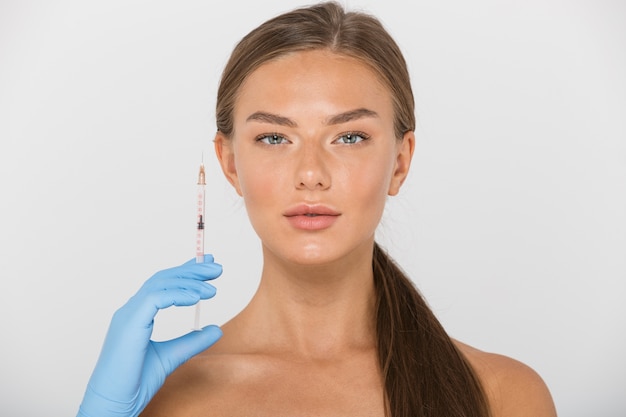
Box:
239 241 377 359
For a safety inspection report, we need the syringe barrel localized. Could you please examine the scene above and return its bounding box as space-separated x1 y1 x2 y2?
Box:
195 183 205 263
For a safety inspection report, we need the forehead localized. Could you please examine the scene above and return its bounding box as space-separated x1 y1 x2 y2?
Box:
233 50 394 123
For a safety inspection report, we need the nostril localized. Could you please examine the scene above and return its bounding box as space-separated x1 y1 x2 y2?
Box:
297 180 328 190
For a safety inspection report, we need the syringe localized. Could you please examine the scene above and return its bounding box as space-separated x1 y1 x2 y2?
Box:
193 161 206 331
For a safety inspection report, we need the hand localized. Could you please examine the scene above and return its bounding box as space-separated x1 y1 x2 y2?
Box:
77 255 223 417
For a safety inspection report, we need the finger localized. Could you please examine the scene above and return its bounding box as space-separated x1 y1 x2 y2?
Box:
149 286 216 309
155 261 223 282
151 325 223 375
140 275 218 294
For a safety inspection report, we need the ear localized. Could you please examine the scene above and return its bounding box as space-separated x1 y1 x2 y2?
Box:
388 131 415 196
214 132 243 196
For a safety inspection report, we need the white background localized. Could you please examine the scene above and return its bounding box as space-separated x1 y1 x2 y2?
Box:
1 1 624 416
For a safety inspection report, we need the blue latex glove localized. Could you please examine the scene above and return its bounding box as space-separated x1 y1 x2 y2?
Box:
77 255 223 417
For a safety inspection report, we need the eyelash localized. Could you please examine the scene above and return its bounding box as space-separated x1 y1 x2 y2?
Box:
254 131 370 146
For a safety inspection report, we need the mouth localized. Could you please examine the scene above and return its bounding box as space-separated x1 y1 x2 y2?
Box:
283 204 341 217
283 204 341 230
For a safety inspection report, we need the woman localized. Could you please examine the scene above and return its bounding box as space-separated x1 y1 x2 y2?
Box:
77 2 557 416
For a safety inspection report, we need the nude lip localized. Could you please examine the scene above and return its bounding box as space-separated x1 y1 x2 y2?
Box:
283 204 341 230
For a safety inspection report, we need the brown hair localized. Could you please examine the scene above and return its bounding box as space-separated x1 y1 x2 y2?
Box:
216 2 491 416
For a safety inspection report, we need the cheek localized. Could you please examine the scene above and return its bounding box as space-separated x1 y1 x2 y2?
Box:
339 157 393 214
352 153 394 196
235 155 283 211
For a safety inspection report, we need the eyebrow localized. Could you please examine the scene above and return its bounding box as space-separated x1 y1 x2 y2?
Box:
246 111 297 127
325 108 379 125
245 108 379 127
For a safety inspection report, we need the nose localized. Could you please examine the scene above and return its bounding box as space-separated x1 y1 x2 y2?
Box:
295 141 331 191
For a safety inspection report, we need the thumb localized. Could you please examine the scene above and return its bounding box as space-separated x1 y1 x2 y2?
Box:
152 325 223 375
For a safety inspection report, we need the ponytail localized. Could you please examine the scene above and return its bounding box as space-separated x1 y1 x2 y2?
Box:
373 242 492 417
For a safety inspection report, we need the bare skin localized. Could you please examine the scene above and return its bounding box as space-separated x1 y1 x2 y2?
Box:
141 50 557 417
141 266 386 417
141 283 557 417
142 332 556 416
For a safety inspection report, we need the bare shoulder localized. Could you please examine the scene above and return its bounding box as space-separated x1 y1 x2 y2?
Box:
454 340 558 417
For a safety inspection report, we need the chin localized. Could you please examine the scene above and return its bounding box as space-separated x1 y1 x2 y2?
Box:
286 247 336 266
262 241 336 266
269 238 374 268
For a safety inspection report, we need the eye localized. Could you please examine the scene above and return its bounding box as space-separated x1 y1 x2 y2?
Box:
334 131 369 145
256 133 289 145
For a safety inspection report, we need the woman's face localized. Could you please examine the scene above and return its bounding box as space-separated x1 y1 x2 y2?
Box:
216 49 414 266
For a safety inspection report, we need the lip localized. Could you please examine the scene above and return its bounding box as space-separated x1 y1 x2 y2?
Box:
283 204 341 230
